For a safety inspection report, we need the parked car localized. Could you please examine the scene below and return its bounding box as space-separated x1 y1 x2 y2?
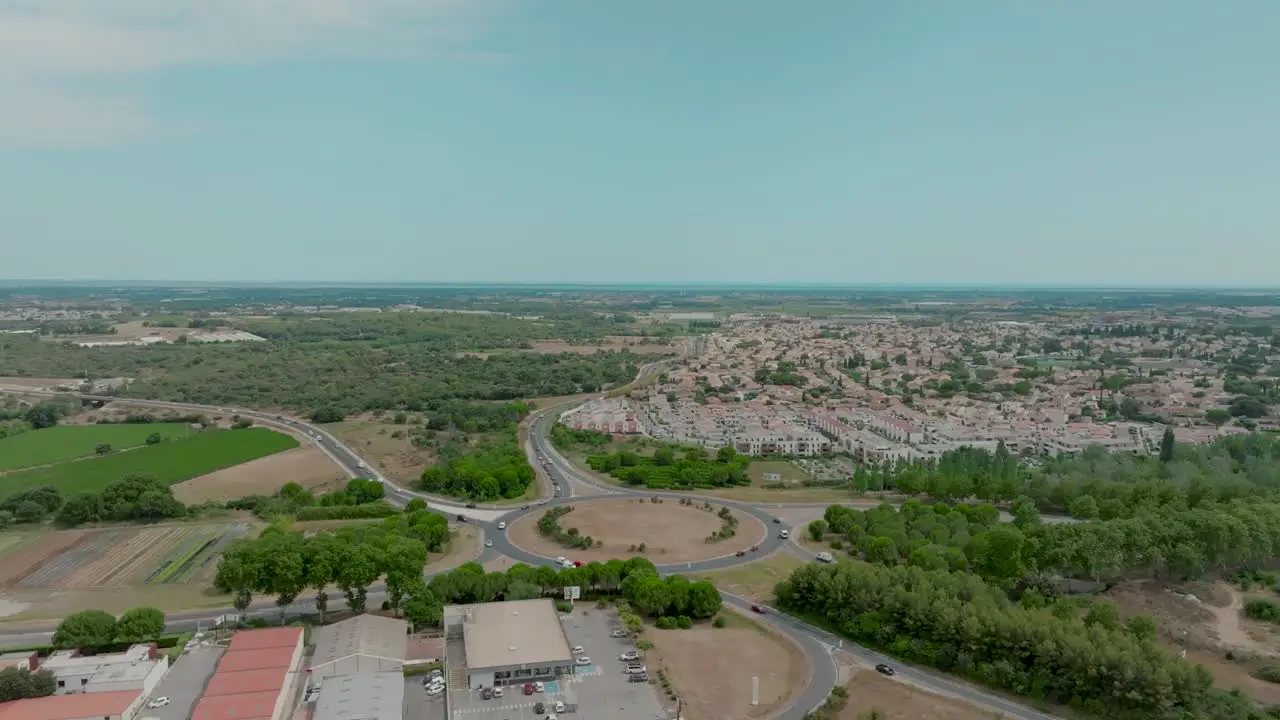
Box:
426 685 444 697
629 673 649 683
610 630 628 638
571 645 585 654
772 517 781 524
815 551 833 563
147 698 170 709
492 687 504 698
875 663 895 676
619 651 639 661
554 701 566 712
575 656 591 665
573 560 583 567
751 604 766 614
523 683 535 696
481 688 494 700
534 681 545 693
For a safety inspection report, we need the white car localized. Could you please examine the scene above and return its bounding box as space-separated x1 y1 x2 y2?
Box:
815 551 833 563
610 630 628 638
619 651 639 661
426 685 444 696
485 540 493 548
625 664 646 674
492 687 504 698
554 700 566 712
575 656 591 665
556 557 567 565
534 681 545 693
498 521 506 530
147 697 170 709
571 645 585 654
779 529 789 539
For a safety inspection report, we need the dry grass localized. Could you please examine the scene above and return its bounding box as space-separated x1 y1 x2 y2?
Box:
835 669 1004 720
507 498 764 563
429 525 481 573
171 446 347 503
645 609 808 720
0 377 79 389
701 552 808 604
528 338 677 355
325 416 435 485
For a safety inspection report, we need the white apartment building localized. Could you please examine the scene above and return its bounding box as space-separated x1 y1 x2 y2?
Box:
41 644 168 696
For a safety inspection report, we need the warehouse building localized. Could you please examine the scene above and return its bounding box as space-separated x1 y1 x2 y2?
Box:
312 671 404 720
444 598 574 689
39 644 168 696
308 614 407 678
191 627 304 720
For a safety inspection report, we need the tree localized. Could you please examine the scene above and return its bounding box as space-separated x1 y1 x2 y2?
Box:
260 533 307 622
1204 408 1230 426
53 610 117 649
115 607 165 642
95 443 112 455
145 432 163 445
685 581 722 618
0 667 57 702
1067 495 1099 520
13 501 46 524
1011 495 1040 528
382 536 428 616
807 520 828 542
23 403 63 429
304 535 340 625
1159 427 1176 463
336 543 381 613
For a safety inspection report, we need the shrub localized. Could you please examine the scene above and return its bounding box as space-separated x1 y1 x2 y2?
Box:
1253 664 1280 684
656 616 677 630
713 615 727 628
555 601 573 614
677 615 693 629
1245 598 1280 624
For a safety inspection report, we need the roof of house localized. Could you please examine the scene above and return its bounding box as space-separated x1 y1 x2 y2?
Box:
226 627 303 652
313 672 405 720
310 614 407 669
446 598 573 670
217 646 297 673
191 691 281 720
203 667 290 697
0 690 140 720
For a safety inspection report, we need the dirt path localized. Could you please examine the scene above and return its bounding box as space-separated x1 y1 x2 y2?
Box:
1209 585 1277 657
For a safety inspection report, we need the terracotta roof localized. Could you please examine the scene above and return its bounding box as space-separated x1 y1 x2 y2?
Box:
192 691 281 720
218 646 297 672
0 690 140 720
204 667 290 697
227 627 303 652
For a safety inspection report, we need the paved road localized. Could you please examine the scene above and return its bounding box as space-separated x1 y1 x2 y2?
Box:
0 364 1061 720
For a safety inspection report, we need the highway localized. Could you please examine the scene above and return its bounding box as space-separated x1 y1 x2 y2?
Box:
0 371 1059 720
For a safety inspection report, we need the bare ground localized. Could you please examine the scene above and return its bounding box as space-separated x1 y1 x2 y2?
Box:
645 609 808 720
0 583 234 621
171 446 347 503
835 669 1003 720
507 498 765 563
0 531 88 587
700 552 808 605
0 377 80 390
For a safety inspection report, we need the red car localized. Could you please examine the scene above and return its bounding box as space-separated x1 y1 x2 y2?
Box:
573 561 583 567
751 605 766 614
523 683 535 696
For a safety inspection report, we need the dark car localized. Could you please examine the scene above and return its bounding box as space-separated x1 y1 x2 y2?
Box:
772 517 781 524
875 663 895 676
465 502 477 509
456 514 467 522
750 545 759 552
523 683 535 696
751 605 766 614
629 673 649 683
481 688 494 700
735 550 746 557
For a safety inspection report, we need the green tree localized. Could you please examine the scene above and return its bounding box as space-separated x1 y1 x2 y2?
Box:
1067 495 1099 520
303 534 339 624
94 442 112 455
1011 495 1040 528
0 668 57 702
336 543 381 613
145 432 163 445
115 607 165 642
53 610 117 649
383 536 429 616
261 533 307 622
807 519 828 542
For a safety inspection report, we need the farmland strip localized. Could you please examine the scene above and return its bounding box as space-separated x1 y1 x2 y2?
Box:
18 531 116 588
0 532 88 588
101 528 189 586
71 528 171 588
146 527 223 585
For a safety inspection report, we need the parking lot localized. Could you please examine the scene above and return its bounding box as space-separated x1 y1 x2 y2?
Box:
143 645 224 720
447 606 668 720
404 676 447 720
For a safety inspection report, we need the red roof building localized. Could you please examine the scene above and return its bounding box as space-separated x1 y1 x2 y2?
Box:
192 627 305 720
191 691 282 720
226 627 303 652
216 647 299 673
203 668 291 697
0 690 141 720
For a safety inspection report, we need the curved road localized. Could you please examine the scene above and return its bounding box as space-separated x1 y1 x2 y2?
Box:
0 377 1057 719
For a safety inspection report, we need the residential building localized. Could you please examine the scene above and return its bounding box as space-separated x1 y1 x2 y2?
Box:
39 645 167 696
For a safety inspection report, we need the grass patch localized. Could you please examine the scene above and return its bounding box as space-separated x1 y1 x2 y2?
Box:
701 553 808 604
746 460 811 485
0 428 298 499
0 423 195 472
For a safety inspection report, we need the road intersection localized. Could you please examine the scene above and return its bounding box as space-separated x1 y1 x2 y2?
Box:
0 383 1059 720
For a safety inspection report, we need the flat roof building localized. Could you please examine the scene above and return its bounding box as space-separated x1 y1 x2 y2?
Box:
312 672 404 720
309 614 407 678
443 599 575 689
39 645 167 697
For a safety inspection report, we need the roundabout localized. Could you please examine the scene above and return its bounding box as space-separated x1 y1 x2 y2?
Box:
504 496 767 565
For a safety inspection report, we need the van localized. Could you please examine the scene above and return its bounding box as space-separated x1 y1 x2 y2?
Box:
816 551 833 563
778 529 789 539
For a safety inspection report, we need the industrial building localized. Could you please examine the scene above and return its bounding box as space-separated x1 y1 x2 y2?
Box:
312 671 404 720
308 614 407 678
0 690 143 720
444 598 574 689
192 627 304 720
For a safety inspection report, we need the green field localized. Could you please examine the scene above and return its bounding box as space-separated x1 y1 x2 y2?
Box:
0 428 298 499
0 424 195 473
746 460 810 485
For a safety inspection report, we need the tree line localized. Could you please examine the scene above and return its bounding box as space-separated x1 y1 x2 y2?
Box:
52 607 167 648
214 510 450 622
776 562 1262 720
0 474 187 528
585 444 751 490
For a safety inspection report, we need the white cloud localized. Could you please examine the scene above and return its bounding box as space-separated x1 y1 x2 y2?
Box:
0 0 508 148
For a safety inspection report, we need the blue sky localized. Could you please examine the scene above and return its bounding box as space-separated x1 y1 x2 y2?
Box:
2 1 1278 286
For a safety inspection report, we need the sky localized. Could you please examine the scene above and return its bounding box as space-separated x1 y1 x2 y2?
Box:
2 1 1279 286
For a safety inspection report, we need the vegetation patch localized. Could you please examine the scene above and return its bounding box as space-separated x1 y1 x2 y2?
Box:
0 427 297 500
0 423 194 473
536 505 596 550
585 443 751 490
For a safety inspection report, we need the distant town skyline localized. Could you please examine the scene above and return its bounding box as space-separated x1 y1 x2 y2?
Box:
3 1 1279 285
